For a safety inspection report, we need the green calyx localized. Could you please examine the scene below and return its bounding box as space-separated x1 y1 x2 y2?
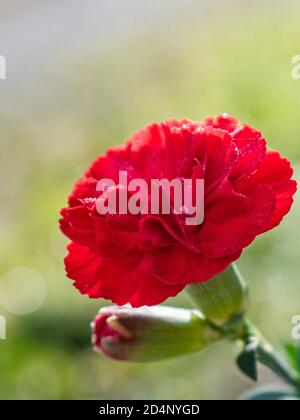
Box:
186 264 248 327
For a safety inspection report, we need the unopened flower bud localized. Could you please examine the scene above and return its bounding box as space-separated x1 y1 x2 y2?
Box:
92 306 221 362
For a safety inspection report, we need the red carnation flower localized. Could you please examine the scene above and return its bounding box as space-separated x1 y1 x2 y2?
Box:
60 115 297 307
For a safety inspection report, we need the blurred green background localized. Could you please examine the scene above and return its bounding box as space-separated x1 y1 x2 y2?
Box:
0 0 299 400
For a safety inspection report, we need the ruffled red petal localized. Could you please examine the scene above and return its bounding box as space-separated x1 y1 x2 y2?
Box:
140 245 241 285
65 242 184 306
236 151 297 231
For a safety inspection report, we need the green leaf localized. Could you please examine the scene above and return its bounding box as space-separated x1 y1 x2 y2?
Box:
240 384 300 401
237 341 258 382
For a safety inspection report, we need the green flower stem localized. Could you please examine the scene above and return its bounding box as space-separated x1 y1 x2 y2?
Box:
186 264 300 390
245 323 300 391
257 341 300 390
